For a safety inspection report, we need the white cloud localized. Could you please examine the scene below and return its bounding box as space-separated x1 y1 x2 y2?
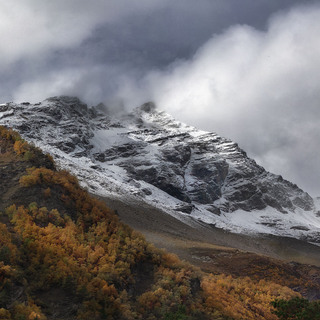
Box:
136 4 320 195
13 64 123 105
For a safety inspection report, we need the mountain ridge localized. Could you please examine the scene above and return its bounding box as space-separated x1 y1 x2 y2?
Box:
1 96 319 243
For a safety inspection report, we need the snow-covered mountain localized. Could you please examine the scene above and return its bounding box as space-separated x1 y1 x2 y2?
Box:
1 96 320 242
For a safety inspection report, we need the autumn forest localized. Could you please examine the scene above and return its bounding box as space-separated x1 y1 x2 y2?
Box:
0 125 319 320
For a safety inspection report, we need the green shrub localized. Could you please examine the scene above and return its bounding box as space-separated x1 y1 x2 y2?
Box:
272 297 320 320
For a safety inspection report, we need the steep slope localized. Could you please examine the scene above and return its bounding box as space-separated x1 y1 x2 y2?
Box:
0 96 319 243
0 125 304 320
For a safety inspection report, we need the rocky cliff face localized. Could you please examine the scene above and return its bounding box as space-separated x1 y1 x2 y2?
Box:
1 96 319 242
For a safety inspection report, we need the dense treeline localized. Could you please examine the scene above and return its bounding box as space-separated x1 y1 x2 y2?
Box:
0 125 311 319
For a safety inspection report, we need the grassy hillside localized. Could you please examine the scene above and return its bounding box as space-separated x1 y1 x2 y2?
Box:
0 126 310 319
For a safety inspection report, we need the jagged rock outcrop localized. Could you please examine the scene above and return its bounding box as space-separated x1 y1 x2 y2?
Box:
0 96 319 242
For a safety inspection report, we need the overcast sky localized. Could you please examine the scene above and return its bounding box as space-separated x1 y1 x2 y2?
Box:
1 0 320 196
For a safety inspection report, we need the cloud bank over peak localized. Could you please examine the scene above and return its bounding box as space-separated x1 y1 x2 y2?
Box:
1 1 320 195
138 4 320 195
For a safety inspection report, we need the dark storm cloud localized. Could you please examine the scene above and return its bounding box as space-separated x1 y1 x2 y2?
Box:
1 0 320 195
